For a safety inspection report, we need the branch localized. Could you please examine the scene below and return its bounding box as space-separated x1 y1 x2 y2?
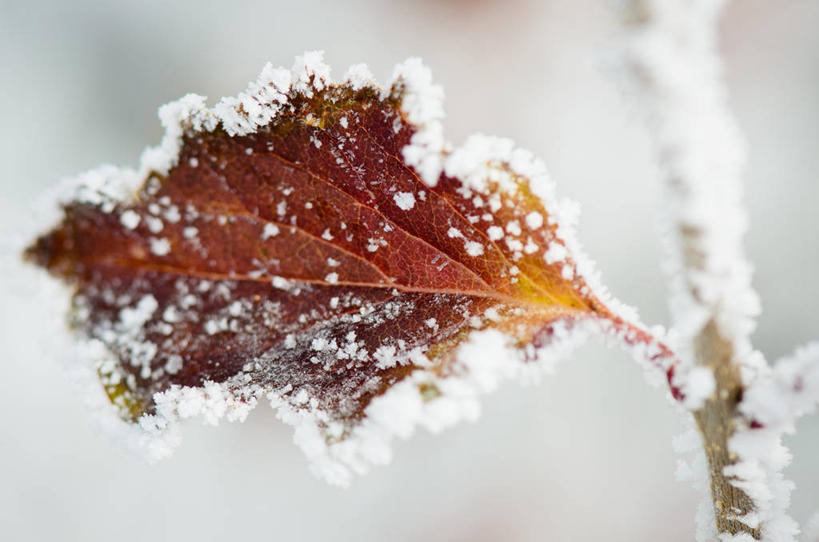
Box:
717 345 819 542
618 0 798 539
624 0 759 368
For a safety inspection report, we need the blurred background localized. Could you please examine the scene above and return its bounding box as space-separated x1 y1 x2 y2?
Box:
1 1 817 540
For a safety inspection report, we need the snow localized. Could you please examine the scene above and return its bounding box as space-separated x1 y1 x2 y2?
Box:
271 276 292 290
119 210 140 230
505 220 521 236
464 241 484 257
680 366 715 410
150 380 257 427
343 63 374 91
525 211 543 229
261 223 280 240
204 319 221 335
543 242 567 264
162 305 180 323
444 135 517 194
373 345 398 369
393 191 415 210
304 314 683 487
142 93 215 177
487 226 504 240
741 342 819 426
291 51 330 98
213 61 291 137
227 300 244 317
118 295 158 331
145 216 163 233
149 237 171 256
164 205 180 223
273 322 595 487
391 58 445 186
32 165 142 236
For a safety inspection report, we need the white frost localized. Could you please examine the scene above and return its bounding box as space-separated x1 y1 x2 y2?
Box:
680 366 715 410
543 242 567 265
487 226 504 241
261 223 280 240
525 211 543 229
391 58 445 186
464 241 484 257
276 323 595 487
343 63 374 91
119 210 141 230
149 237 171 256
393 191 416 210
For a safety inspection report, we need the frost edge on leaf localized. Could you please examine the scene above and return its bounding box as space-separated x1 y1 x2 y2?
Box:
26 51 689 484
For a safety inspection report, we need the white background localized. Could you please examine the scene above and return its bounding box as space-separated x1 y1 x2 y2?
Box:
1 1 817 540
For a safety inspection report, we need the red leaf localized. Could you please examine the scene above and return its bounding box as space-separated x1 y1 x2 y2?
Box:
25 52 679 484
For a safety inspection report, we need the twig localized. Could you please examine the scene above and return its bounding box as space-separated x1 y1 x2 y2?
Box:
618 0 797 539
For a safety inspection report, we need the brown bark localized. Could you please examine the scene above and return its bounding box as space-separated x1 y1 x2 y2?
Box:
692 319 759 539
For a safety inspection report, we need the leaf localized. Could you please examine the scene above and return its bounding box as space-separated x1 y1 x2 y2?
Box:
25 52 679 484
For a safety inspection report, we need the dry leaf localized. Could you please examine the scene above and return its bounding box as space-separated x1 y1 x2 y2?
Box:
25 52 680 484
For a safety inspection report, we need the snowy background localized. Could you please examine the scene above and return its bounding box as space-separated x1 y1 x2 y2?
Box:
1 1 817 540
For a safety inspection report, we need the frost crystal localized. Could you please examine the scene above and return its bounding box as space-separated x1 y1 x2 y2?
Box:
261 223 280 240
149 237 171 256
392 191 415 210
392 58 445 186
464 241 484 257
120 210 141 230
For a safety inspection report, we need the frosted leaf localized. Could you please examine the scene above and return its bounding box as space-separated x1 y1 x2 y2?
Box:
24 52 681 486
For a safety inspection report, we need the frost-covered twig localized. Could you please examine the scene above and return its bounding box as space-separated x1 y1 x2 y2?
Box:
618 0 797 539
623 0 761 375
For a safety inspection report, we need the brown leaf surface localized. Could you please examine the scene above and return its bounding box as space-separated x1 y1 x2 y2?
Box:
24 53 678 482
